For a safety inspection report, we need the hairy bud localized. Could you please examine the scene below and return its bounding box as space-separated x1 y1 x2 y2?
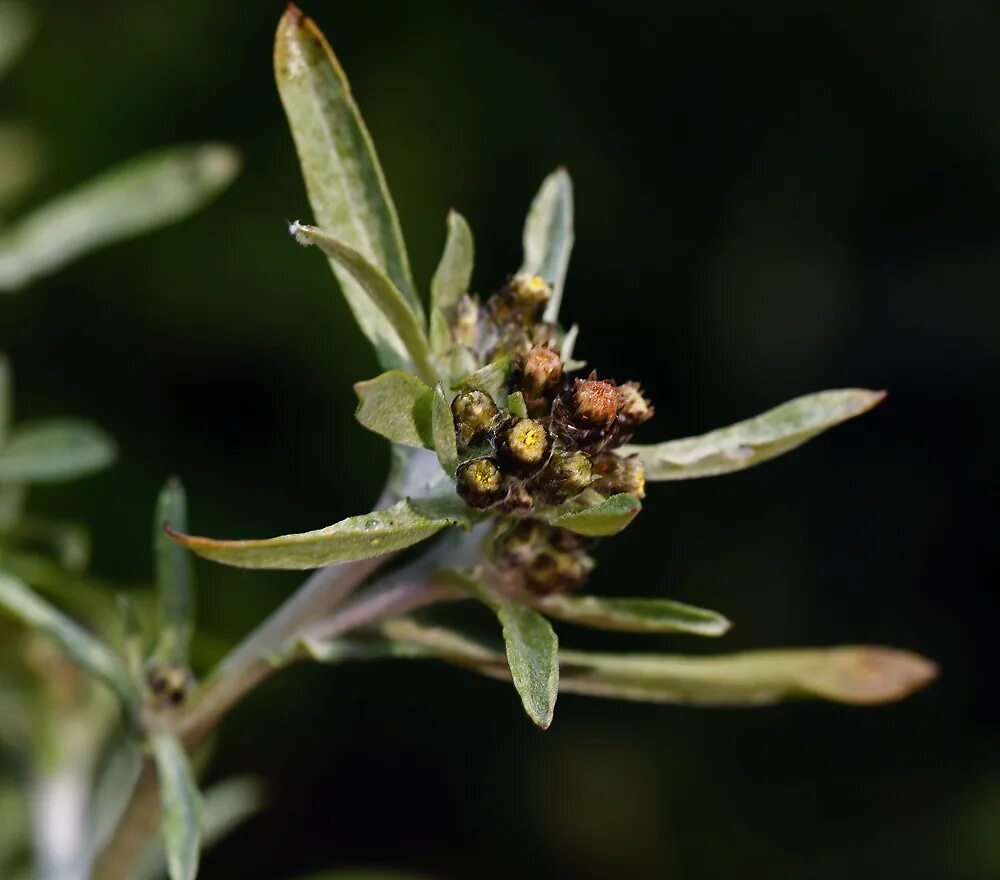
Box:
452 389 499 446
616 382 653 432
572 377 623 428
456 458 506 508
521 345 563 398
592 452 646 499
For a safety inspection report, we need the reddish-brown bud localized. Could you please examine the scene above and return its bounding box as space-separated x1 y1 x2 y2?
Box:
572 377 622 428
521 345 563 398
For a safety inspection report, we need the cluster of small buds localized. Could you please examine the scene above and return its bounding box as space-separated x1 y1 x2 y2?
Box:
492 520 596 595
451 273 653 515
146 663 193 710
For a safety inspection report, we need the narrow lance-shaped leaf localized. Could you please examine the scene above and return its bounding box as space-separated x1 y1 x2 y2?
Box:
521 168 574 323
472 582 559 729
0 144 240 291
292 223 436 383
275 7 420 357
0 572 135 706
431 385 458 475
531 594 731 636
375 618 937 707
167 498 465 571
150 732 203 880
430 210 474 313
0 419 116 483
354 371 434 448
549 493 641 537
624 389 886 481
154 478 194 666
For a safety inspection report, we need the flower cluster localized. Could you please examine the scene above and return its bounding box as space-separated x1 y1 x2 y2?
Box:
444 272 653 592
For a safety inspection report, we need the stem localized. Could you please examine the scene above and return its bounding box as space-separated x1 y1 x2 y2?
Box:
91 555 383 880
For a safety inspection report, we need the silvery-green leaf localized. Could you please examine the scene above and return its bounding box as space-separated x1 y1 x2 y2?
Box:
430 210 473 313
0 571 134 705
153 478 194 666
623 389 886 481
134 776 263 880
0 123 43 215
0 144 239 291
0 1 35 80
554 646 938 706
291 223 435 383
275 7 420 345
453 357 512 401
428 308 452 358
118 595 144 686
521 168 574 323
473 582 559 729
549 493 641 537
0 419 115 483
167 498 463 571
531 594 730 636
431 385 458 475
0 351 10 446
150 732 202 880
376 618 936 707
507 391 527 419
354 371 434 448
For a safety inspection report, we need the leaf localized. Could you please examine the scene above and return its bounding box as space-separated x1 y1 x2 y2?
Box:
354 371 434 448
453 356 512 400
623 389 886 481
507 391 527 419
431 385 458 475
168 498 463 571
0 144 240 291
0 0 36 80
275 7 420 355
549 493 641 537
428 307 452 358
154 478 195 666
474 582 559 729
0 571 135 705
430 210 474 313
554 646 938 706
531 594 731 636
0 419 116 483
376 618 937 707
521 168 574 323
291 223 436 383
150 732 202 880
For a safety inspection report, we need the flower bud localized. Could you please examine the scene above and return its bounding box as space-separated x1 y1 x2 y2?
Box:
525 549 594 595
534 450 593 502
509 273 552 311
592 452 646 499
521 345 563 398
451 389 499 446
493 521 594 594
454 295 481 348
572 377 622 428
456 457 506 508
147 663 193 709
616 381 653 431
499 418 552 474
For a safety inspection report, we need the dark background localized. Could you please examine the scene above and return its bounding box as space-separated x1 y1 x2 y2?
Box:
1 1 996 878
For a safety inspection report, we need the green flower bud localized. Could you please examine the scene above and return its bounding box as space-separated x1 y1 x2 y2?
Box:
456 457 505 508
499 418 552 474
592 452 646 499
533 449 593 502
451 389 499 446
